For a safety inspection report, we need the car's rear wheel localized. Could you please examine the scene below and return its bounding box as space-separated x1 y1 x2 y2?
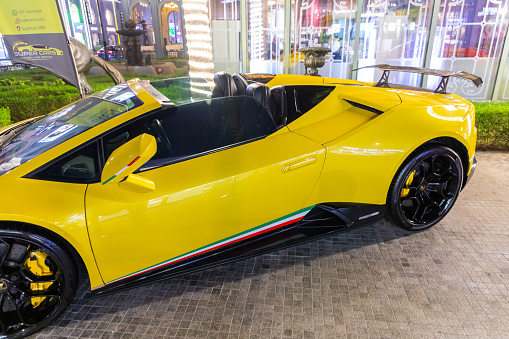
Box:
387 146 463 231
0 228 78 338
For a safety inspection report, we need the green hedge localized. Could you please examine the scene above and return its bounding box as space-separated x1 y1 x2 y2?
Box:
0 68 189 122
0 107 12 127
473 102 509 150
0 78 77 121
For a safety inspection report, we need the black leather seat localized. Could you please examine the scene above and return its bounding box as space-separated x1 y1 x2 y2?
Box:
246 83 272 117
211 72 238 98
232 73 250 96
269 86 287 127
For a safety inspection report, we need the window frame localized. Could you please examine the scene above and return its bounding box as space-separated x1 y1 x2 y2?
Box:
25 95 279 183
24 139 103 184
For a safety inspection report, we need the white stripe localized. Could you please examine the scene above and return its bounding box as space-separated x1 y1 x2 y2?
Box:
115 165 130 177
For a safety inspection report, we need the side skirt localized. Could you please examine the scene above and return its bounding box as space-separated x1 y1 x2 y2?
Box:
91 203 385 296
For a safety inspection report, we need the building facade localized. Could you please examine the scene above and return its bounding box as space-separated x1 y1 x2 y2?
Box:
1 0 509 101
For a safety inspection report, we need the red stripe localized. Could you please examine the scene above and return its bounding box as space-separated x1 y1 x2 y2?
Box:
102 215 304 286
127 156 141 167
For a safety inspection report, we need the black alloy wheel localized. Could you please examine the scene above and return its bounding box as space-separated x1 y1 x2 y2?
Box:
387 146 464 231
0 228 78 339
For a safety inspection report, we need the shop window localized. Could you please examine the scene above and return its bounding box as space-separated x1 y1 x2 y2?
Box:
106 10 114 26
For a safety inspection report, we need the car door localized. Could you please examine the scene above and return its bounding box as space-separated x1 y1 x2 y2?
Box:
85 96 326 287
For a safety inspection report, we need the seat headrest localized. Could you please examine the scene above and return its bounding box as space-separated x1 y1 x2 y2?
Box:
212 72 237 98
246 83 271 114
232 74 250 96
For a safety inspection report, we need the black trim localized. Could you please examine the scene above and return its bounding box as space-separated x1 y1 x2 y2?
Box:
463 156 477 189
91 203 385 296
344 99 384 115
137 135 268 172
24 140 102 184
355 64 483 94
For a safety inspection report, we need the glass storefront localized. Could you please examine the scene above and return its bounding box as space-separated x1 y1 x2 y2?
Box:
0 35 10 66
132 2 155 48
2 0 509 101
248 0 286 74
161 2 183 51
291 0 357 79
210 0 242 73
356 0 434 87
427 0 509 100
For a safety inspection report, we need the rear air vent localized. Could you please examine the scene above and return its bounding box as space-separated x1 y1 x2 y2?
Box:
344 99 383 115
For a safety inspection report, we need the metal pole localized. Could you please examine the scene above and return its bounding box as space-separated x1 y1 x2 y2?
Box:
283 0 291 74
420 0 441 88
351 0 363 80
95 0 110 61
240 0 249 73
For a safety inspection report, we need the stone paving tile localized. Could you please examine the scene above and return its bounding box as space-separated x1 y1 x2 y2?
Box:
31 151 509 339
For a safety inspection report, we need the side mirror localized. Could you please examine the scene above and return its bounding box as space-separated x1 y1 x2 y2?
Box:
101 133 157 192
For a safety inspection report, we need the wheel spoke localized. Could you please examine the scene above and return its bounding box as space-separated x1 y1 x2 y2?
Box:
0 294 7 334
426 182 445 196
409 197 423 222
0 240 9 268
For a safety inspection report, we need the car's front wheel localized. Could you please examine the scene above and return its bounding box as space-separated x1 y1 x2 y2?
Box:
387 146 464 231
0 227 78 338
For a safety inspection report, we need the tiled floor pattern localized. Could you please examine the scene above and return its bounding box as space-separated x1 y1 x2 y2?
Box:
33 151 509 338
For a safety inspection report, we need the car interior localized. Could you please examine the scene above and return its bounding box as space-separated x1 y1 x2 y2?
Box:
210 72 334 128
30 73 334 183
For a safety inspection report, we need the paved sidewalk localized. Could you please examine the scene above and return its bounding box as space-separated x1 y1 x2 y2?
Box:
34 151 509 339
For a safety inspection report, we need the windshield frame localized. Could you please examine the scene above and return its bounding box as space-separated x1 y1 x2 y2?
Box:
0 85 143 177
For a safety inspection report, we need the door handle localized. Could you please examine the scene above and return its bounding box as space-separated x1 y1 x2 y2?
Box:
282 157 317 173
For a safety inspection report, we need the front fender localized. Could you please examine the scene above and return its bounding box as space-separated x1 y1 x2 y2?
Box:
0 178 103 288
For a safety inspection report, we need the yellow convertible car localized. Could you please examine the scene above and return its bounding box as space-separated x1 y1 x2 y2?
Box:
0 65 480 338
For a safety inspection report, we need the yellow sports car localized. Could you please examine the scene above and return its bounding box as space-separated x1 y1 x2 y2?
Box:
0 65 480 338
16 44 64 55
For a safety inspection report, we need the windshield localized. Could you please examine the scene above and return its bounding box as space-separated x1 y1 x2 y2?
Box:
0 84 143 176
149 77 212 105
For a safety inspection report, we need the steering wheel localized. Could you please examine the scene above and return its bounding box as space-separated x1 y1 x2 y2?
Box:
151 119 174 156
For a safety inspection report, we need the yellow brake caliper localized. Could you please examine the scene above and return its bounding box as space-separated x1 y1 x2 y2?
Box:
401 170 416 198
23 251 54 308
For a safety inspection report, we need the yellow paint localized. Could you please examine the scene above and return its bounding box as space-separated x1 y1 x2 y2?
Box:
102 134 157 185
0 76 476 290
24 251 52 276
31 297 47 308
30 282 54 293
0 1 64 35
401 170 416 198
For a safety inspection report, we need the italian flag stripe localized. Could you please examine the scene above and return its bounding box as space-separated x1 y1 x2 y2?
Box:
102 156 141 185
92 205 315 290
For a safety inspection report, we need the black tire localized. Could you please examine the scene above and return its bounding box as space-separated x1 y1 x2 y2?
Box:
387 146 463 231
0 227 78 338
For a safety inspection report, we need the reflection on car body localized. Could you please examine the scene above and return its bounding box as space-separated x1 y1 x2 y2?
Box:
0 69 479 338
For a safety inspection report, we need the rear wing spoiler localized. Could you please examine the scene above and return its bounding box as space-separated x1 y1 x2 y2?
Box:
354 64 483 94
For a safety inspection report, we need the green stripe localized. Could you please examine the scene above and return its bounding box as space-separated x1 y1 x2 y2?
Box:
102 175 116 185
102 205 315 285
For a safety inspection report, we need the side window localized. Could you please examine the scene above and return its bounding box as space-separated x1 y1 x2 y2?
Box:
160 96 277 159
102 96 277 170
286 86 334 124
29 142 100 183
